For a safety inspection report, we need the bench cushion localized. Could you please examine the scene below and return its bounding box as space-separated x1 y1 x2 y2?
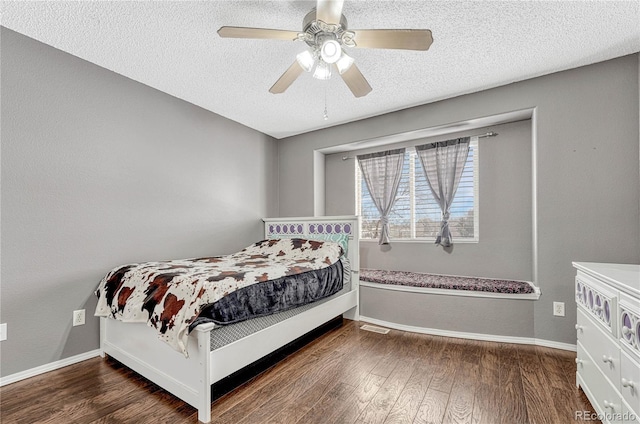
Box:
360 269 534 294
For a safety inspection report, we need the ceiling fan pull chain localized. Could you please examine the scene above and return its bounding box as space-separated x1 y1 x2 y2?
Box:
323 85 329 120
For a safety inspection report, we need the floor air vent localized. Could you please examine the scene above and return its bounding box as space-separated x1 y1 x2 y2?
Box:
360 324 390 334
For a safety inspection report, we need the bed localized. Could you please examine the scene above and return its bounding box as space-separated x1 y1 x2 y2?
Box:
98 216 360 423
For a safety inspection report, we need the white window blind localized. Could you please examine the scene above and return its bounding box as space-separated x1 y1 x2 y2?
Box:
356 139 478 241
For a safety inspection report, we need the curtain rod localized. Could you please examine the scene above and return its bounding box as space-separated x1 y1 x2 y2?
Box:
477 131 498 138
341 131 498 160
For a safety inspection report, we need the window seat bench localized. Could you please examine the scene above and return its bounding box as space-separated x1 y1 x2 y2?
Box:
356 269 566 350
359 268 540 300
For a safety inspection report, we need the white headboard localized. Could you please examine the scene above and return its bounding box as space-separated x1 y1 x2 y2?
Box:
262 215 360 278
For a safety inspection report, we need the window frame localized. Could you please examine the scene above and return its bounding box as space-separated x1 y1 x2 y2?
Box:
355 138 479 243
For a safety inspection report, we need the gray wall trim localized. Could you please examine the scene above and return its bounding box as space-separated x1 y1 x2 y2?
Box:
531 107 539 285
318 108 533 155
313 150 325 216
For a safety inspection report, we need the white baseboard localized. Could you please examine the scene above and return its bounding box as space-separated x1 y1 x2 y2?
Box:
0 315 576 388
0 349 102 387
359 316 576 352
533 338 577 352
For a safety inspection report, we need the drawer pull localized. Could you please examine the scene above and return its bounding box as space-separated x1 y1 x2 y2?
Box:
603 400 616 410
621 378 636 389
575 324 584 332
601 355 614 364
622 326 633 336
575 358 584 366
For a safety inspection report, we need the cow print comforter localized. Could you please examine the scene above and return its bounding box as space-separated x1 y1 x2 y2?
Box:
95 238 344 355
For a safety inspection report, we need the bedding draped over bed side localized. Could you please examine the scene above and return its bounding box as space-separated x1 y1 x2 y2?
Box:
94 238 344 356
191 260 343 327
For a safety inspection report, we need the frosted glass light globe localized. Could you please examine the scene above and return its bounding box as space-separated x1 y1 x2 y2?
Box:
320 40 341 64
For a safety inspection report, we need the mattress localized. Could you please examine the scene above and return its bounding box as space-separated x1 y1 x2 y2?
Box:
207 258 352 351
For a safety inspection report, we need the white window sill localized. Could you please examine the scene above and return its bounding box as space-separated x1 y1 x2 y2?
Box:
360 280 541 300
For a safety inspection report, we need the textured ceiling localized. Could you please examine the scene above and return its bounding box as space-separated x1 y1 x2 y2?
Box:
2 1 639 139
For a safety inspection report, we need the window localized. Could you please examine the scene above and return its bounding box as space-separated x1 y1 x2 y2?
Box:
356 139 478 242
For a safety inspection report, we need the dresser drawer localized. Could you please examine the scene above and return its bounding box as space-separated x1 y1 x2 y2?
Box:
577 342 623 423
620 292 640 361
576 272 617 335
578 308 621 386
621 350 640 416
622 399 640 423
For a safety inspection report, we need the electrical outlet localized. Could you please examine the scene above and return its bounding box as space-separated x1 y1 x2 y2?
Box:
0 323 7 341
553 302 565 317
73 309 85 326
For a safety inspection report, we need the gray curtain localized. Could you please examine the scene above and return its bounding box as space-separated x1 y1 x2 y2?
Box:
357 148 406 245
415 137 470 247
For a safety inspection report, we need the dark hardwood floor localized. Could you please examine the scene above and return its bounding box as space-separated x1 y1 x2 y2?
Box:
0 320 598 424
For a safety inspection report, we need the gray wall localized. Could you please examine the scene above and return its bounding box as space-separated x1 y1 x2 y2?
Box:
0 28 278 377
279 54 640 345
326 120 533 281
360 287 535 339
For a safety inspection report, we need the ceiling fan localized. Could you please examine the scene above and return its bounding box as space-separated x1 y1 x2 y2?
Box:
217 0 433 97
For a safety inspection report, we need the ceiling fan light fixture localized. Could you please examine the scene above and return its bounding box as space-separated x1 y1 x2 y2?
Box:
335 51 354 74
218 1 433 97
313 61 332 80
296 50 315 72
320 39 341 64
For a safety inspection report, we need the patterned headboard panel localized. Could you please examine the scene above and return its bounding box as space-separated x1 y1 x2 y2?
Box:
266 221 354 235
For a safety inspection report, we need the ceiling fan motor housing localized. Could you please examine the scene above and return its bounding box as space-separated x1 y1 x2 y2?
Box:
301 8 350 49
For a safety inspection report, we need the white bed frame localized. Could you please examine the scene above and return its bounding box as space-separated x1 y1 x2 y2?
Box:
99 216 360 423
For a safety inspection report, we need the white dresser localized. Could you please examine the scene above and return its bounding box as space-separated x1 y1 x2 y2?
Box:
574 262 640 424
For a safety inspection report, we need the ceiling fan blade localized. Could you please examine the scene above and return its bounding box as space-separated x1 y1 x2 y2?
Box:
217 26 299 41
269 61 305 94
338 63 372 98
316 0 344 25
351 29 433 51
